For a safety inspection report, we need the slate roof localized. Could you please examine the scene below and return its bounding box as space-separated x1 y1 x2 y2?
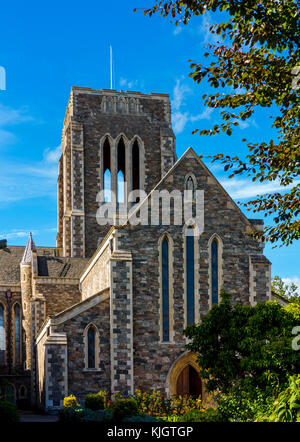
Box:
37 256 88 278
0 245 88 284
0 246 25 284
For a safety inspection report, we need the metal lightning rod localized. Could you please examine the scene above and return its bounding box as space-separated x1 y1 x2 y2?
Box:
110 45 113 89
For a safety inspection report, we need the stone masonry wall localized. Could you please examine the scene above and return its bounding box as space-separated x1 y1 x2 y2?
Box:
110 254 133 396
33 280 81 318
81 244 111 300
54 297 111 402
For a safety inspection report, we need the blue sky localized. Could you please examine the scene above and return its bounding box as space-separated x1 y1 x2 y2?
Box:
0 0 299 289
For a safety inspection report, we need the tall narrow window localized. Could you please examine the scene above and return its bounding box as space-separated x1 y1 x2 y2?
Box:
87 326 96 369
186 227 195 324
185 175 195 199
162 237 170 342
103 137 111 202
211 239 219 305
132 140 140 192
117 138 126 203
14 304 21 364
0 305 5 365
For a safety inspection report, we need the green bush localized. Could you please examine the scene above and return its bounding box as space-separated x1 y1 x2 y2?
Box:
110 398 139 422
58 406 104 422
216 389 274 422
178 407 223 422
133 389 203 416
84 392 105 411
0 401 20 423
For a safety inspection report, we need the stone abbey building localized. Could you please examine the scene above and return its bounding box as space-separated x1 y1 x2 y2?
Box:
0 87 272 410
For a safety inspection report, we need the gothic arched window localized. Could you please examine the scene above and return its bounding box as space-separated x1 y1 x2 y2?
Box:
211 239 219 305
117 138 126 203
185 175 196 200
14 304 21 365
186 227 195 324
132 139 140 192
162 236 170 342
0 304 5 365
103 137 111 202
87 326 96 369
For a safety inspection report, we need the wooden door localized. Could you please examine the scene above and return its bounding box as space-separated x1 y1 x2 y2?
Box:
176 365 202 397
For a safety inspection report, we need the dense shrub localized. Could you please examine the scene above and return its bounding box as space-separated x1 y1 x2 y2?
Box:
178 408 224 422
134 389 203 416
185 293 300 398
216 389 274 422
110 398 139 421
84 392 105 410
59 406 104 422
0 401 20 423
63 394 79 408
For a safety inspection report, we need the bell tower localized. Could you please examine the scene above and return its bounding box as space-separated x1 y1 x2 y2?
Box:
57 87 176 258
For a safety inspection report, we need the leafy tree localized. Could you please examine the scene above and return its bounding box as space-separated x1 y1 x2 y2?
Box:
137 1 300 246
184 291 300 397
272 275 300 304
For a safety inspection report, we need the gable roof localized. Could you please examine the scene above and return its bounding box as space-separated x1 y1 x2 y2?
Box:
0 246 25 284
126 147 256 231
37 255 88 278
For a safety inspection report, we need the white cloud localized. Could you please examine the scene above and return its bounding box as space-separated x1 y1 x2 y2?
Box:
0 104 32 127
0 145 61 203
43 144 61 163
0 230 36 240
119 77 138 90
0 228 56 241
190 107 214 122
0 103 33 148
282 277 300 294
0 128 16 145
220 177 300 200
198 12 219 45
171 78 213 134
172 111 190 133
172 78 191 111
173 26 183 36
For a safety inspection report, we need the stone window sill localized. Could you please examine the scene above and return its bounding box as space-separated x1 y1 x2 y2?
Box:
83 368 101 372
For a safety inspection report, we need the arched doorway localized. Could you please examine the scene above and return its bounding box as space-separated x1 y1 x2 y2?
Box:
167 352 204 398
176 365 202 397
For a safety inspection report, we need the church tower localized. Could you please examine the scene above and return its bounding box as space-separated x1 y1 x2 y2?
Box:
57 87 176 258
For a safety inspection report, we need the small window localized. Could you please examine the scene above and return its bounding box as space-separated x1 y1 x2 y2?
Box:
14 304 21 364
162 237 170 342
103 137 111 202
87 326 96 369
211 239 219 305
132 140 140 192
117 138 126 203
186 227 195 324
